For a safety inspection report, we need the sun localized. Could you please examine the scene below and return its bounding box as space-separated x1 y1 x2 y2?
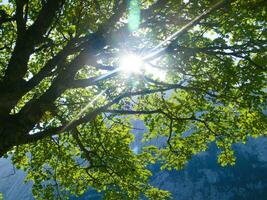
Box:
119 54 143 74
118 53 166 81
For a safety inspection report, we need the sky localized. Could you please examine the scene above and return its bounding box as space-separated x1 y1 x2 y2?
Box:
0 0 8 5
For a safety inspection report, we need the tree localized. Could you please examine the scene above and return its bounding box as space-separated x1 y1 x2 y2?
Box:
0 0 266 199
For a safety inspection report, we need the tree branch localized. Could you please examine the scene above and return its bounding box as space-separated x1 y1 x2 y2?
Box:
105 109 162 115
15 0 26 35
24 83 193 143
4 0 64 83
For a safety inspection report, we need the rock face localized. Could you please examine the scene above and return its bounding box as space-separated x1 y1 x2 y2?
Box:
0 120 267 200
148 142 267 200
131 120 267 200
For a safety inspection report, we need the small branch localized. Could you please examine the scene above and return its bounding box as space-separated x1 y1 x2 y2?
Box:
97 0 127 34
0 9 15 27
72 128 92 162
167 118 174 150
105 109 162 115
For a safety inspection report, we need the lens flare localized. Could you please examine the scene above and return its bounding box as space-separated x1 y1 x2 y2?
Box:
128 0 140 31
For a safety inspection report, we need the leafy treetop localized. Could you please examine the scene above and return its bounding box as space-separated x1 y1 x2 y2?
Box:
0 0 266 199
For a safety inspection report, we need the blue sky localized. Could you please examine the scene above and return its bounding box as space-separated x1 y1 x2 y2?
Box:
0 0 8 5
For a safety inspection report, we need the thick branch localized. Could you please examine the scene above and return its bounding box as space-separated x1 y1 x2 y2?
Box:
0 0 64 117
15 0 26 34
4 0 64 83
25 37 82 91
16 33 106 135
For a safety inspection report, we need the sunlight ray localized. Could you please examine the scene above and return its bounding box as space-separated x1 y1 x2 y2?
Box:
63 89 106 131
144 0 226 60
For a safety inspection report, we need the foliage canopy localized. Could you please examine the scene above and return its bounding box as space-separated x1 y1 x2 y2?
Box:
0 0 266 199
